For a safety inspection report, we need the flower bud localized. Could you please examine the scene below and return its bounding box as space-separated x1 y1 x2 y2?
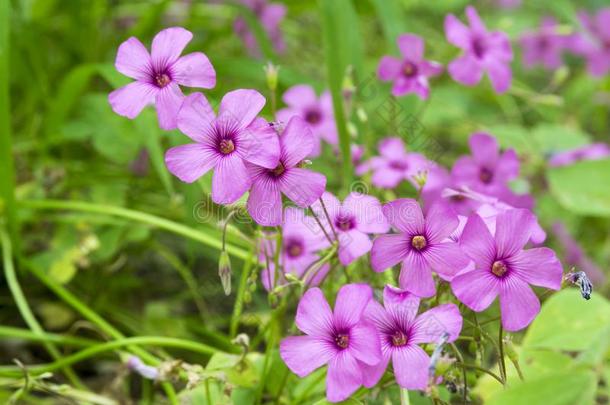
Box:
264 62 280 92
218 251 232 296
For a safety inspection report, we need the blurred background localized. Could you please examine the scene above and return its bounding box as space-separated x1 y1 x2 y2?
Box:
1 0 609 404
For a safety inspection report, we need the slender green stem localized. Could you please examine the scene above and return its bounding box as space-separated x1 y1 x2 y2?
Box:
455 362 504 385
450 343 468 404
0 336 222 378
0 0 18 245
20 199 249 260
318 197 338 242
230 247 255 337
309 206 333 244
1 228 84 388
0 326 97 348
498 324 507 384
400 389 410 405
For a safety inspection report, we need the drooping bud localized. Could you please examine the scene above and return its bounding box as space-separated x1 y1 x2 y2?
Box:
565 270 592 300
218 250 232 296
126 356 159 380
428 332 450 381
264 62 280 92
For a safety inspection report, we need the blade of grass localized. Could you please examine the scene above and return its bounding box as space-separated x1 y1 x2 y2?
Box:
0 0 18 244
0 326 97 348
369 0 407 48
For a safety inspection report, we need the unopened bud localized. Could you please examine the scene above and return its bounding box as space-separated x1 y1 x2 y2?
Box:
126 356 158 380
264 62 280 92
413 170 428 189
218 251 232 296
551 66 569 87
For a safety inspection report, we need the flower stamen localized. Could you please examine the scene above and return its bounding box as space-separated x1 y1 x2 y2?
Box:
411 235 427 251
335 333 349 349
492 260 508 277
219 139 235 155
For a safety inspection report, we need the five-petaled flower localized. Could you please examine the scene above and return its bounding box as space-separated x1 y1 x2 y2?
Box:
445 6 513 93
377 33 443 99
109 27 216 130
280 284 381 403
164 90 279 204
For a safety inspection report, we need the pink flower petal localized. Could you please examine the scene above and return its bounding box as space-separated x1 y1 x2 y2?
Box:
460 214 496 270
338 230 372 266
237 118 280 169
348 322 382 366
247 177 282 226
451 268 499 312
218 89 266 131
495 149 520 182
383 285 421 312
371 234 410 272
465 6 486 34
383 199 425 236
280 168 327 208
115 37 151 80
282 84 317 108
164 143 218 183
371 167 404 188
411 304 462 344
364 299 395 332
296 287 334 337
399 252 435 297
509 247 563 290
155 82 184 130
425 242 469 279
171 52 216 89
343 193 389 234
326 351 362 403
397 34 425 62
211 154 251 204
486 59 512 93
333 283 373 329
378 137 407 160
377 56 402 81
392 345 429 389
280 336 335 377
108 81 158 119
495 209 534 258
280 116 314 167
361 354 390 388
176 93 216 143
311 192 342 225
469 132 499 168
448 54 484 86
425 203 459 243
499 276 540 331
445 14 471 49
151 27 192 67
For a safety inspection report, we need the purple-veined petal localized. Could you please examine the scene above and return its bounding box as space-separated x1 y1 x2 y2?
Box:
280 336 335 378
495 209 535 258
425 242 469 279
411 304 462 344
282 84 317 108
343 193 389 234
247 176 282 226
399 252 435 298
326 351 363 403
425 203 459 243
392 345 429 390
338 230 372 266
509 247 563 290
363 299 395 333
280 168 327 208
445 14 471 49
451 268 499 312
383 285 421 313
237 118 280 169
499 276 540 331
171 52 216 89
377 56 402 81
115 37 151 80
397 34 425 62
211 154 251 204
176 93 216 143
310 192 341 227
361 353 391 388
383 198 425 236
371 234 410 272
218 89 266 131
460 213 496 270
296 287 334 337
280 116 314 167
155 82 184 130
333 283 373 330
151 27 192 68
348 322 382 366
108 81 157 119
164 143 218 183
448 54 483 86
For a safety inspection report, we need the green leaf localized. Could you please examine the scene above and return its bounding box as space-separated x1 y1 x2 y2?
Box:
523 289 610 351
369 0 406 48
531 124 590 155
547 159 610 217
483 124 538 156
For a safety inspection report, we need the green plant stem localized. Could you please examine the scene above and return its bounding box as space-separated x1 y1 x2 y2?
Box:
498 324 507 384
19 257 180 404
400 388 410 405
1 228 84 388
20 199 249 260
0 336 222 378
450 343 468 404
230 247 255 337
455 362 504 385
0 326 97 348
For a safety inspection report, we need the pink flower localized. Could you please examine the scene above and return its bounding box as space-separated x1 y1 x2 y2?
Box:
371 199 469 297
234 0 286 57
109 27 216 130
311 192 390 266
164 90 279 205
276 85 337 157
445 6 513 93
246 117 327 226
259 208 332 291
548 143 610 167
568 9 610 77
520 17 571 70
377 34 443 99
451 210 563 331
361 285 462 390
356 137 444 190
280 284 382 403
